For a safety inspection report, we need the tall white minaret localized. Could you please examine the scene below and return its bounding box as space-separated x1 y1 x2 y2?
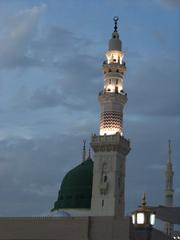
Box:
164 140 174 236
91 17 130 217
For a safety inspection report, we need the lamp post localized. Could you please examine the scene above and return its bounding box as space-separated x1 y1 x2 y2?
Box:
131 193 156 240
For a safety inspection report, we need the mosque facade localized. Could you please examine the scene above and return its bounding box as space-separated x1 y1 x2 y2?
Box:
0 17 178 240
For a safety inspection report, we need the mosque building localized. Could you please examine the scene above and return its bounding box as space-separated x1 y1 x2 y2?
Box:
51 16 130 218
0 17 179 240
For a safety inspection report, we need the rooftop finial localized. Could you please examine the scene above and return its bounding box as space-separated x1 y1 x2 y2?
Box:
141 192 146 207
168 139 172 163
113 16 119 32
82 140 86 162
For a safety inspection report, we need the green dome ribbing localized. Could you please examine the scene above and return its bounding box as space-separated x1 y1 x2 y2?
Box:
52 158 93 211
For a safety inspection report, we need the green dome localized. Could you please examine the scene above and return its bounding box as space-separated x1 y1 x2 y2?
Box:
52 158 93 211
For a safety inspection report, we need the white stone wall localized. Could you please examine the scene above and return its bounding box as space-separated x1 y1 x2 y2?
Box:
91 151 126 216
91 134 130 217
0 216 131 240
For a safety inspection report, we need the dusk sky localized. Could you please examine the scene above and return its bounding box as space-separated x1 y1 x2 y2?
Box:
0 0 179 218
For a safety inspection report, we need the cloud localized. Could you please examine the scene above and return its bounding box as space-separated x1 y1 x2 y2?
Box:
12 54 100 111
0 134 86 216
59 55 101 100
126 52 180 118
0 126 32 141
148 164 165 170
28 87 64 109
31 25 93 62
23 87 89 110
0 5 99 111
0 8 94 70
161 0 180 8
11 54 100 111
0 4 46 69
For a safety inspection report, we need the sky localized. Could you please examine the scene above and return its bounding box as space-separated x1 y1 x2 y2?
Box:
0 0 179 220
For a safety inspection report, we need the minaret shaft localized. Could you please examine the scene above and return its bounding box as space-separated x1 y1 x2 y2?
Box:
99 31 126 136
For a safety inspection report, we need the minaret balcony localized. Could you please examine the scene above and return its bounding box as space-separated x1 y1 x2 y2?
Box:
165 189 174 198
104 71 123 79
103 61 126 67
99 90 127 97
102 62 126 74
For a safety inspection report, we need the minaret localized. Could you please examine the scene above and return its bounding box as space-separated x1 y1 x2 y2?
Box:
91 17 130 217
164 140 174 236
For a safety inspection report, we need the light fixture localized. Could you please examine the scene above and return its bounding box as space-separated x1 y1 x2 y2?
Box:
131 193 156 240
131 193 156 228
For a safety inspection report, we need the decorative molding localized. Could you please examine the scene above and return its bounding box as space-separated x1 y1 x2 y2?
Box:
91 133 130 155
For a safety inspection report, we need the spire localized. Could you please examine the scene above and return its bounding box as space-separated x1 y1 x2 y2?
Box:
165 139 174 191
113 16 119 32
86 146 92 160
168 139 172 163
107 16 122 52
82 140 86 162
164 140 174 236
88 147 91 159
141 192 146 208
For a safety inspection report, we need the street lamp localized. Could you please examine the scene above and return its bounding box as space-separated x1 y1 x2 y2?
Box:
131 193 156 240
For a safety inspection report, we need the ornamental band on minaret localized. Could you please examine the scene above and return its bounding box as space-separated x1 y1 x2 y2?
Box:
91 17 130 217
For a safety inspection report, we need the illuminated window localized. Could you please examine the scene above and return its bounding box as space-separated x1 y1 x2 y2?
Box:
150 214 155 225
137 213 144 224
132 214 135 224
104 175 107 182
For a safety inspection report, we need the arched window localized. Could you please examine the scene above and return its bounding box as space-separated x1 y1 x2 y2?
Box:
104 175 107 182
